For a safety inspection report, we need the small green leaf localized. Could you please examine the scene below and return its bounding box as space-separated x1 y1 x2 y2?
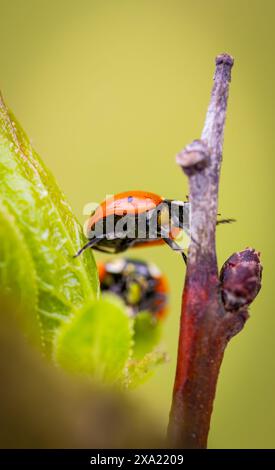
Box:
0 92 99 352
123 349 168 389
54 295 133 383
133 312 162 359
0 201 40 342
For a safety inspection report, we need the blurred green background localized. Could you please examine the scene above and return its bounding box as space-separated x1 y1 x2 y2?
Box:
0 0 273 448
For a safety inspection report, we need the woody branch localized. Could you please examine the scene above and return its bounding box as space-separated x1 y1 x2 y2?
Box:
167 54 262 448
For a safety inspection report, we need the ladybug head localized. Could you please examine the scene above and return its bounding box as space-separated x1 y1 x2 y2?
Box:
162 199 190 230
159 199 190 251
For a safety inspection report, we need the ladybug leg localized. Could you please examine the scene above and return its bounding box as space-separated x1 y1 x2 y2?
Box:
181 252 187 265
119 238 137 252
110 238 135 254
163 237 184 253
92 237 136 254
73 237 100 257
163 238 188 264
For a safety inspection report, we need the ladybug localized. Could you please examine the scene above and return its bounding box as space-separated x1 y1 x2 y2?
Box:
74 191 190 261
98 258 168 319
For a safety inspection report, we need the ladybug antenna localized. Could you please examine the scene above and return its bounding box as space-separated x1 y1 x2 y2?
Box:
216 218 236 225
73 238 98 258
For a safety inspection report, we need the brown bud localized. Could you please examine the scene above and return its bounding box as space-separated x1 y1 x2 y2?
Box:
220 248 262 312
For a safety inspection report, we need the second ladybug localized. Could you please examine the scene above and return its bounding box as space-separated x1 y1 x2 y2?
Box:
98 258 168 319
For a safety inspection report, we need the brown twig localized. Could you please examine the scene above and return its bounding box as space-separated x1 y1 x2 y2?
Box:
168 54 262 448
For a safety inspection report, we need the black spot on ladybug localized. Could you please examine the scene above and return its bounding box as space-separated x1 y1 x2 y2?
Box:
128 195 133 203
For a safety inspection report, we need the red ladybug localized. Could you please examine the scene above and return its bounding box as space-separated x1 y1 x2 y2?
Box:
75 191 190 260
98 258 169 319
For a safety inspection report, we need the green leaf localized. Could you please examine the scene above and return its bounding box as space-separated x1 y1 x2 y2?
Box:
123 349 168 389
0 91 167 390
133 312 162 359
0 93 99 352
54 295 133 383
0 201 40 343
